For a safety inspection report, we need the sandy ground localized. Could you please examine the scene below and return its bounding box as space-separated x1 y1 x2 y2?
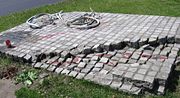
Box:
0 79 22 98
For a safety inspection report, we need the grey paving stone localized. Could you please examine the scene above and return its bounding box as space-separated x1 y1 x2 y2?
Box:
127 59 137 64
34 62 42 68
91 56 99 61
74 67 81 72
61 69 70 75
110 81 122 90
130 86 142 95
119 58 128 63
147 71 158 77
95 63 104 68
55 67 63 74
73 57 82 64
61 51 70 58
104 42 112 51
156 72 169 81
69 71 78 77
41 63 49 69
150 65 161 71
92 67 101 72
112 70 124 77
47 65 56 72
88 61 97 65
81 68 92 74
111 56 120 61
107 60 118 67
137 68 148 75
99 69 109 74
76 73 86 79
23 54 32 62
103 65 113 71
82 58 90 63
157 86 165 95
83 46 92 54
124 71 134 80
92 44 103 52
67 63 77 70
119 83 132 92
99 57 109 63
144 75 155 89
133 74 144 81
93 73 113 86
84 72 95 81
77 62 86 68
127 67 138 73
130 63 140 68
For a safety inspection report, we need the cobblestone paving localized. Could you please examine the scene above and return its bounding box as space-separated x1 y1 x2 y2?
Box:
0 12 180 95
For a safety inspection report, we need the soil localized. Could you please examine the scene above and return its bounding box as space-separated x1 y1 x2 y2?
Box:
0 79 22 98
0 66 18 79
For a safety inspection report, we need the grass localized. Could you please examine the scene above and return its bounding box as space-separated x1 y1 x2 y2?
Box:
15 87 43 98
0 0 180 32
0 0 180 98
15 65 180 98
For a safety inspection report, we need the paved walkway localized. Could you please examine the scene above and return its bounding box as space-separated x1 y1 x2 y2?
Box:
0 12 180 95
0 0 63 16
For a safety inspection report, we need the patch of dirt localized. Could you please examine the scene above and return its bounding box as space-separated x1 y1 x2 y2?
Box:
0 79 22 98
0 66 18 79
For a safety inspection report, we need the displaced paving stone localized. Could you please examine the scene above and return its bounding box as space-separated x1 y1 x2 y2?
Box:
91 56 99 61
93 73 113 86
41 63 49 69
61 69 70 75
119 83 132 92
158 86 165 95
133 74 144 81
69 71 78 77
130 86 142 95
124 71 134 80
34 62 42 68
110 81 122 90
55 67 64 74
144 75 155 89
47 65 56 72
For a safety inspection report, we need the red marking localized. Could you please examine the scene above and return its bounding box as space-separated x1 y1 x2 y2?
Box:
73 57 81 63
108 62 113 65
123 53 131 59
158 55 167 62
103 54 113 57
95 53 103 57
141 54 151 58
39 32 65 40
51 61 60 66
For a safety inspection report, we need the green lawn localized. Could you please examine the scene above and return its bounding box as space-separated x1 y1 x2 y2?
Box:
15 66 180 98
0 0 180 32
1 0 180 98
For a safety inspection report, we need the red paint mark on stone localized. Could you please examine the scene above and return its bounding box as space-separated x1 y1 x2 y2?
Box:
123 53 132 59
39 32 65 40
103 54 113 58
73 57 81 64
